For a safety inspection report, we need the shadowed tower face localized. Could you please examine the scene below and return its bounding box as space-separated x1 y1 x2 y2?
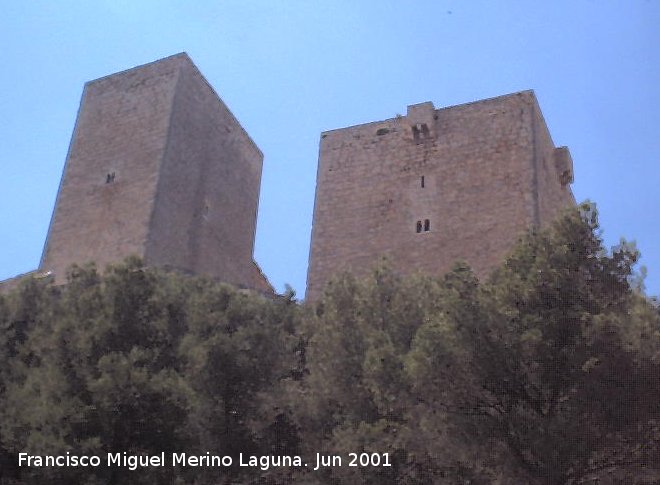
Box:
306 91 575 300
40 53 270 291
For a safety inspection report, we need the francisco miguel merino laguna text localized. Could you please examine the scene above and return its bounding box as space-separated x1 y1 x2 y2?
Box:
19 452 305 471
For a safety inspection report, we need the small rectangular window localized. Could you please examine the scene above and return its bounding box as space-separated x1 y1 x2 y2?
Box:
416 221 422 233
424 219 430 231
106 172 115 184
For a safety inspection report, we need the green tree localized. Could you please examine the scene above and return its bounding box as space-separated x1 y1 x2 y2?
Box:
0 258 299 484
287 264 490 484
2 204 658 485
291 204 660 484
408 204 660 483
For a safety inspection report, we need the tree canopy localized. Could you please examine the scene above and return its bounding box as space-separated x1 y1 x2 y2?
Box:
1 205 658 484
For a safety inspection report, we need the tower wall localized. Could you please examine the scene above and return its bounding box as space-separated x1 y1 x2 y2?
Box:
145 58 264 287
39 53 270 291
306 91 574 300
40 56 180 280
530 97 575 226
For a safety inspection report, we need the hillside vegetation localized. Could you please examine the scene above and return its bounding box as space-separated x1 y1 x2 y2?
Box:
1 204 659 484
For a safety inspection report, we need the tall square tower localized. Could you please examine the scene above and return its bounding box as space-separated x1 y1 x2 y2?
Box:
306 91 574 300
40 53 270 291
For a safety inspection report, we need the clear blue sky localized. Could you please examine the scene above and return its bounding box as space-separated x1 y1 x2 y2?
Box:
1 1 658 298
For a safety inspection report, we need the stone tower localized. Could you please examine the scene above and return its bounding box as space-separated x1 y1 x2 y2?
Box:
306 91 574 300
39 53 270 291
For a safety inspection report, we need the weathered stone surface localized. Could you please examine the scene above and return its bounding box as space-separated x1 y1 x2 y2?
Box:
306 91 575 300
37 53 271 292
2 55 574 300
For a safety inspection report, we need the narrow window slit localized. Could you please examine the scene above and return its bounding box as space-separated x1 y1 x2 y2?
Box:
416 221 422 233
421 175 425 188
424 219 430 231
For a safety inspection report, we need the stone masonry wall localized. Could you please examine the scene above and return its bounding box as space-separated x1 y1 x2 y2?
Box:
145 57 265 288
530 97 575 225
39 53 271 292
14 52 571 298
40 56 181 281
306 91 575 300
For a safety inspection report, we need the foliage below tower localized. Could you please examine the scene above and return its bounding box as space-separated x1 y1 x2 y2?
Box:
1 206 658 484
